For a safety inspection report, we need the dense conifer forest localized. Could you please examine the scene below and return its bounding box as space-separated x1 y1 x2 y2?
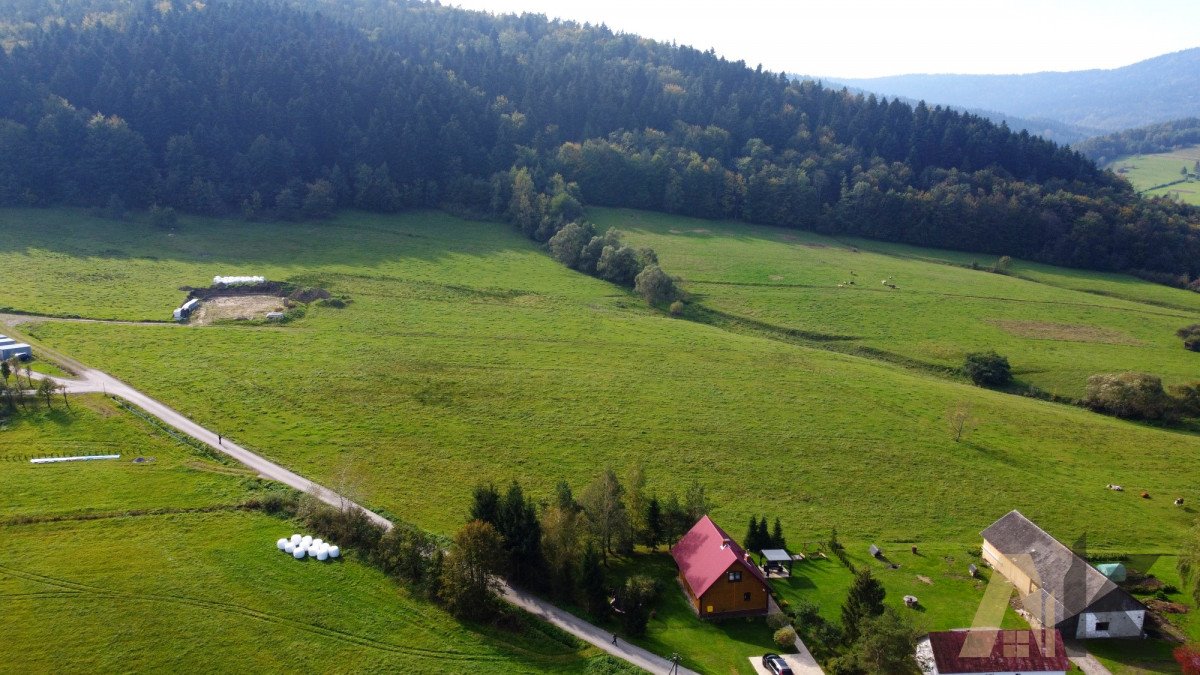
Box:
1 0 1198 280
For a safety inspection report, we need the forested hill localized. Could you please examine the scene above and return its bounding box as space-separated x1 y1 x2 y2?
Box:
0 0 1199 282
832 48 1200 132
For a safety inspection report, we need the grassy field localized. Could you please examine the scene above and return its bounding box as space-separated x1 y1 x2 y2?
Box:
1109 146 1200 205
2 207 1199 672
602 208 1200 398
0 396 609 672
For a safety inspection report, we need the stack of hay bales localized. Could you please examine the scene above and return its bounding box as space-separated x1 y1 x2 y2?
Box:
274 533 341 561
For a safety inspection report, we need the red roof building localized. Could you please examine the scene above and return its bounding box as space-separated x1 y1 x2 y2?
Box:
670 515 770 619
925 629 1069 675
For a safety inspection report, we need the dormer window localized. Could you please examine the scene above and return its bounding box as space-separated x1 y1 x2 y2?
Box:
728 570 742 582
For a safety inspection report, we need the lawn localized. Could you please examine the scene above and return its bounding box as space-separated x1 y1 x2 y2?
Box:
601 207 1200 398
0 395 611 672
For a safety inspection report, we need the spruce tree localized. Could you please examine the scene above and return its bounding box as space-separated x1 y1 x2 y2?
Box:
744 516 761 552
580 541 608 618
842 568 886 643
772 517 786 550
644 497 662 550
756 517 770 551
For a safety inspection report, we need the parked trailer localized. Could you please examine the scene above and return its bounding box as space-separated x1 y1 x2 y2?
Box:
0 343 32 361
173 298 201 322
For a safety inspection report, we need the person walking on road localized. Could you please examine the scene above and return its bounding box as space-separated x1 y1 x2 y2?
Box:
612 634 618 645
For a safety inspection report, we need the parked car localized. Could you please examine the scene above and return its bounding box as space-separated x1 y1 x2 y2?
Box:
762 653 793 675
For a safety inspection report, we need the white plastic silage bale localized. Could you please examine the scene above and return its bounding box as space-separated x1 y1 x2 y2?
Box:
293 547 306 560
284 542 296 554
317 549 328 561
328 545 340 558
291 534 302 544
301 535 313 546
313 538 323 547
277 538 288 550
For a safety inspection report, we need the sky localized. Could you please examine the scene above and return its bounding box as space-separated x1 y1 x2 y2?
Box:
449 0 1200 79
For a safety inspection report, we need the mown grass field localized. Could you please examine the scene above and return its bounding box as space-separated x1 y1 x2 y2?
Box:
603 208 1200 398
0 396 608 672
2 207 1199 672
1109 145 1200 205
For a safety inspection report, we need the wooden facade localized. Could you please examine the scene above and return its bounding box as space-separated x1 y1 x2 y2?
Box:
680 560 769 618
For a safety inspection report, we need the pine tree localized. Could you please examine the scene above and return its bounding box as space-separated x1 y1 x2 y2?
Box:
744 516 761 552
643 496 662 550
772 518 786 550
842 568 887 643
580 541 608 618
756 517 770 551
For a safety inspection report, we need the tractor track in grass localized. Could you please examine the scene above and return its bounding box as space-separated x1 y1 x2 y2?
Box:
0 562 508 662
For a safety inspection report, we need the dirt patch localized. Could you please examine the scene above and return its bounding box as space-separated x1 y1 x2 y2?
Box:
191 295 288 325
690 228 710 234
916 575 933 585
769 275 784 281
992 320 1142 345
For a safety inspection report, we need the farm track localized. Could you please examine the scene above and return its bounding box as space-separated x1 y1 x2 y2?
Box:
0 562 506 662
0 312 171 327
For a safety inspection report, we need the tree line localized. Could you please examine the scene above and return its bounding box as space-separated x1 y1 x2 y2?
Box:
1 0 1199 282
1074 118 1200 164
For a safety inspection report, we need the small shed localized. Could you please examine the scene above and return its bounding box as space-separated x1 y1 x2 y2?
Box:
1094 563 1127 583
0 343 32 361
759 549 794 577
869 544 883 558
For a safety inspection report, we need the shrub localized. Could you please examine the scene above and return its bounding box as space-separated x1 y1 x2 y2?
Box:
634 263 677 305
963 351 1012 387
773 625 798 649
1171 383 1200 419
1179 325 1200 351
669 300 685 315
767 612 793 630
1083 372 1173 420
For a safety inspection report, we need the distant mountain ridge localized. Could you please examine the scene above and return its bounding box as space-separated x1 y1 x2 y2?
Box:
826 48 1200 132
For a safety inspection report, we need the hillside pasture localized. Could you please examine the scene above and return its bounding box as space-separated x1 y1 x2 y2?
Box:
603 208 1200 398
0 394 605 672
1109 145 1200 205
2 209 1198 555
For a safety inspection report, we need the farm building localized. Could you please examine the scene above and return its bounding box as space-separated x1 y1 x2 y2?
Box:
981 511 1145 639
671 515 770 619
920 629 1069 675
0 342 32 361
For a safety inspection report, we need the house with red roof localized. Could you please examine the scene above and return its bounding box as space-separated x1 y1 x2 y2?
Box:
670 515 770 619
919 629 1069 675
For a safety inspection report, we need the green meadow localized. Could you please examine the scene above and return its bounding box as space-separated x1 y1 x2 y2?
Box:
2 207 1200 672
0 396 608 672
1109 145 1200 205
603 208 1200 398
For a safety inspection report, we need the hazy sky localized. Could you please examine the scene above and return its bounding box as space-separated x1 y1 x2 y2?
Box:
450 0 1200 79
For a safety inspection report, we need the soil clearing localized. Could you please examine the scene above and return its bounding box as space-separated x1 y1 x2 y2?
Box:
191 295 287 325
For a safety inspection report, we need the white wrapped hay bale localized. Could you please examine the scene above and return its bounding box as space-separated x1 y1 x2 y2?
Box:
292 547 306 560
317 549 328 561
328 545 340 558
313 539 323 547
284 542 296 554
301 535 313 546
277 538 288 550
291 534 302 544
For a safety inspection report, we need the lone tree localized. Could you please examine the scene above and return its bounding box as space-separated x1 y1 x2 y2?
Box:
841 568 886 643
947 401 977 442
440 520 505 621
963 351 1012 387
836 608 921 674
633 263 677 305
